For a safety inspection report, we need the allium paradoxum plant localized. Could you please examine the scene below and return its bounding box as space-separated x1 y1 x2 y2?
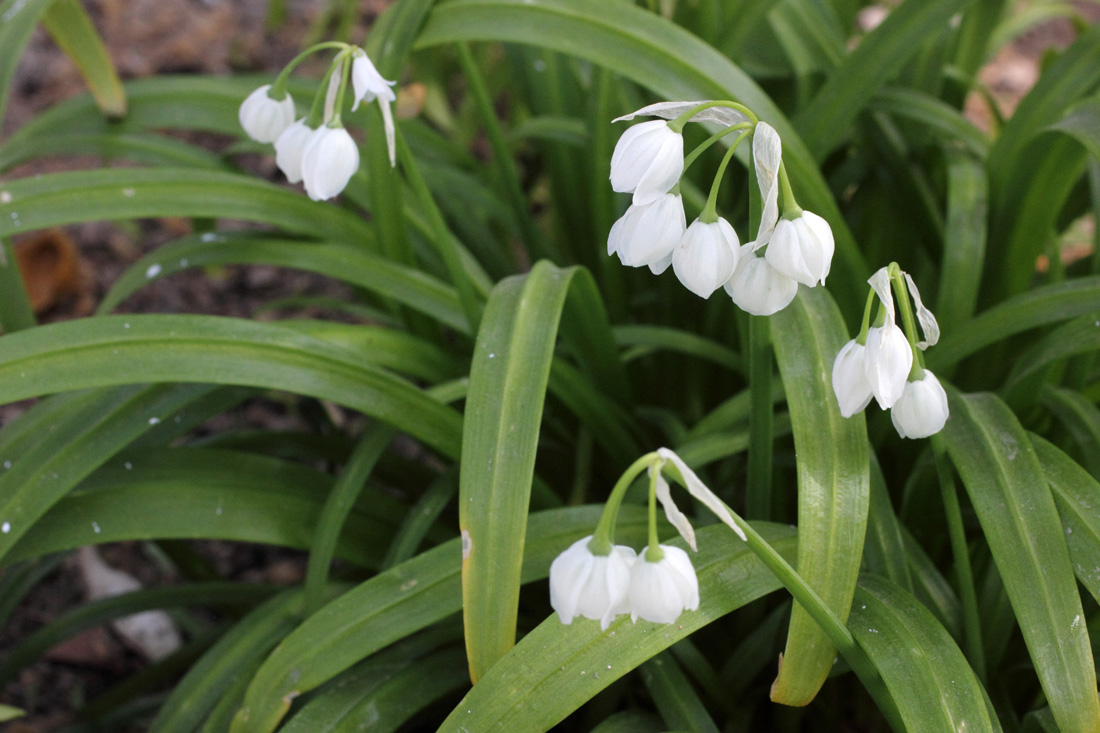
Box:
832 263 948 439
607 101 834 316
237 43 396 201
549 448 747 629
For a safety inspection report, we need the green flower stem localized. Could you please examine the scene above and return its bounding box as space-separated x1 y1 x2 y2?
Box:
931 434 986 684
700 129 752 223
856 288 876 345
777 161 802 218
327 51 356 128
270 41 351 99
668 100 759 133
746 315 774 520
305 55 347 128
888 264 925 380
589 453 659 555
681 123 753 174
720 501 901 729
644 467 664 562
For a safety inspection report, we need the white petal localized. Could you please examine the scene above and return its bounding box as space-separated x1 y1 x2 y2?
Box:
652 468 696 551
351 51 396 111
301 127 360 201
648 249 674 275
868 266 895 325
656 448 746 541
725 245 798 317
274 118 313 184
890 371 949 439
764 213 831 287
609 121 683 203
239 85 296 144
613 100 751 127
801 211 834 284
904 272 939 349
864 324 913 409
832 339 874 418
752 122 782 248
632 132 684 205
672 218 740 298
615 194 686 267
629 546 699 624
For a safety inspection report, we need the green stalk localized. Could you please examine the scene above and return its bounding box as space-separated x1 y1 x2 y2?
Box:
888 264 925 380
644 466 664 562
681 123 753 175
931 434 986 683
589 453 659 555
746 315 774 520
270 41 350 99
0 238 34 334
700 130 752 223
776 161 802 218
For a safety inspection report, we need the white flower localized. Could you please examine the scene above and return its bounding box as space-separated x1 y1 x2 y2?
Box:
629 545 699 624
832 339 874 418
238 85 296 144
274 118 314 184
549 536 636 630
724 243 798 316
764 211 834 287
300 126 360 201
864 323 912 409
672 217 740 298
891 371 949 439
608 194 686 268
609 120 684 206
350 50 396 110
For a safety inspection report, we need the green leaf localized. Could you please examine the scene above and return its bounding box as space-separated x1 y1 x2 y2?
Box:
769 287 870 705
231 505 651 733
1005 313 1100 397
0 314 463 459
614 325 741 372
0 132 228 173
460 261 580 681
1045 96 1100 160
40 0 126 117
936 148 988 336
0 704 25 722
863 454 913 592
0 169 373 244
849 575 996 733
640 653 720 733
1041 386 1100 478
0 0 55 128
869 88 990 157
943 390 1100 732
0 237 35 334
437 524 797 732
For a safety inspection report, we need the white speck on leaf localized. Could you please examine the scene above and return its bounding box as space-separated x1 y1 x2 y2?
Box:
148 417 161 425
1 522 10 534
400 579 418 591
123 323 130 329
461 529 472 559
2 461 9 469
92 521 101 534
146 264 162 278
125 462 133 470
122 188 136 197
0 192 10 204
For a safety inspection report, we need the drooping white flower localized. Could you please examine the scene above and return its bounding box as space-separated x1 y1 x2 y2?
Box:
891 370 949 439
610 120 684 206
864 324 913 409
672 217 740 298
350 50 396 110
238 85 296 144
629 545 699 624
608 194 686 268
832 339 874 418
549 535 636 630
300 125 360 201
274 118 314 184
764 211 835 287
724 243 798 316
752 122 782 248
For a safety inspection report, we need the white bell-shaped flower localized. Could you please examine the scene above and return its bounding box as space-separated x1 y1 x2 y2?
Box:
891 370 949 439
764 211 834 287
274 118 314 184
350 50 396 110
672 217 740 298
864 323 913 409
832 339 874 418
724 243 798 316
610 120 684 206
300 125 360 201
629 545 699 624
549 535 636 630
238 85 296 144
608 194 686 268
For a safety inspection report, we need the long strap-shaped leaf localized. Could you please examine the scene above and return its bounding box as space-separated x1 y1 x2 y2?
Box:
944 390 1100 732
40 0 126 117
461 260 595 681
0 0 55 129
0 314 463 458
230 505 650 732
769 286 870 705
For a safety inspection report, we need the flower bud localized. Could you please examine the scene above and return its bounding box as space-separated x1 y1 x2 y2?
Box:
629 545 699 624
891 371 949 439
672 217 740 298
832 339 874 418
274 118 314 184
610 120 684 206
301 126 360 201
864 323 913 409
549 536 636 630
724 244 798 316
608 194 686 268
238 85 296 144
764 211 834 287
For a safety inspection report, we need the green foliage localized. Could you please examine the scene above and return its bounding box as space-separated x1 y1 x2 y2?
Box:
1 0 1099 730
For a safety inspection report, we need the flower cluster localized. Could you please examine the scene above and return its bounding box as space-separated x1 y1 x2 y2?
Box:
832 265 949 439
549 449 746 628
607 101 834 316
238 45 396 201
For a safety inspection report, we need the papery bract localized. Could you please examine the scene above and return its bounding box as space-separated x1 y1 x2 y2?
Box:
608 194 686 268
752 122 782 248
891 371 949 439
549 536 636 630
609 120 684 206
629 545 699 624
832 339 874 418
764 211 834 287
301 126 360 201
238 85 296 144
725 243 798 316
672 217 740 298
